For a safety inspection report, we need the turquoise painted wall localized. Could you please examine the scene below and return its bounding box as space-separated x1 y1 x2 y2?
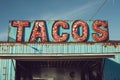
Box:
0 20 119 80
0 42 120 54
0 59 15 80
104 54 120 80
0 42 120 80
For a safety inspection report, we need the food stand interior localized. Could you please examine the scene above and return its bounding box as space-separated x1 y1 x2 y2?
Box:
16 59 103 80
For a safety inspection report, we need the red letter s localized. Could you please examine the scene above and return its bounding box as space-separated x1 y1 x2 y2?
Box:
92 20 109 42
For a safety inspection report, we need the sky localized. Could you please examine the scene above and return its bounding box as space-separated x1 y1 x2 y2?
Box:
0 0 120 41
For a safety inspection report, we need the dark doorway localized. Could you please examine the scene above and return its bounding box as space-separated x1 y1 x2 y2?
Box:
16 59 103 80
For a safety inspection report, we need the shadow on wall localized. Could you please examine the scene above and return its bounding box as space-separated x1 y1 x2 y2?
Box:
104 58 120 80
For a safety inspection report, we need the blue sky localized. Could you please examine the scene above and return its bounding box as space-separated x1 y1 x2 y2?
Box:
0 0 120 41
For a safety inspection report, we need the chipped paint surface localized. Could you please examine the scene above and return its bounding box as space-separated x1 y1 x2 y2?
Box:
0 41 119 54
0 42 120 54
104 54 120 80
0 59 15 80
0 42 120 80
9 20 109 42
0 20 119 80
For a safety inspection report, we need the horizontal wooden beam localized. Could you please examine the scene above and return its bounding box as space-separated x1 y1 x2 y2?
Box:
0 53 115 61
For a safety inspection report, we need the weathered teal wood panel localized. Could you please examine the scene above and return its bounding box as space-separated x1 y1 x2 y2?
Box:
0 42 120 54
0 59 15 80
0 42 120 80
104 54 120 80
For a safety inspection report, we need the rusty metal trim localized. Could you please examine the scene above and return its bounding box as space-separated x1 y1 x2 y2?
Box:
1 41 120 44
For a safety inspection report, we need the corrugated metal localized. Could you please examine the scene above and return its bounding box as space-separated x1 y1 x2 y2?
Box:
104 54 120 80
0 42 120 80
0 59 15 80
0 42 120 54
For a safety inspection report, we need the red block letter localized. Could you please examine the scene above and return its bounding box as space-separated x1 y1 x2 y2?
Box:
52 20 69 42
11 21 29 42
29 20 48 42
92 20 109 42
72 20 88 42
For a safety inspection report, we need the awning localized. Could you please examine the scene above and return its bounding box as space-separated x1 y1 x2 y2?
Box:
0 53 115 61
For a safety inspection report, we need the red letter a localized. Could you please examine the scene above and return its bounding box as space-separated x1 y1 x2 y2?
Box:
29 20 48 42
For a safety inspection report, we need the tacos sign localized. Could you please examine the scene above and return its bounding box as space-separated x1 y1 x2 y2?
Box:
9 20 109 42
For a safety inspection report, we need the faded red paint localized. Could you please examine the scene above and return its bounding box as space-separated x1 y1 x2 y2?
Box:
29 21 48 42
52 20 69 42
72 20 88 42
92 20 109 42
10 20 109 42
11 21 29 42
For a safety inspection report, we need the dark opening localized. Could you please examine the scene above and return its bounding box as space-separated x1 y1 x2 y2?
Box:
16 59 103 80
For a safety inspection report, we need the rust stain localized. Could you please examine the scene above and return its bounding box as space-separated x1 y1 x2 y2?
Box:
103 41 120 48
0 40 120 46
